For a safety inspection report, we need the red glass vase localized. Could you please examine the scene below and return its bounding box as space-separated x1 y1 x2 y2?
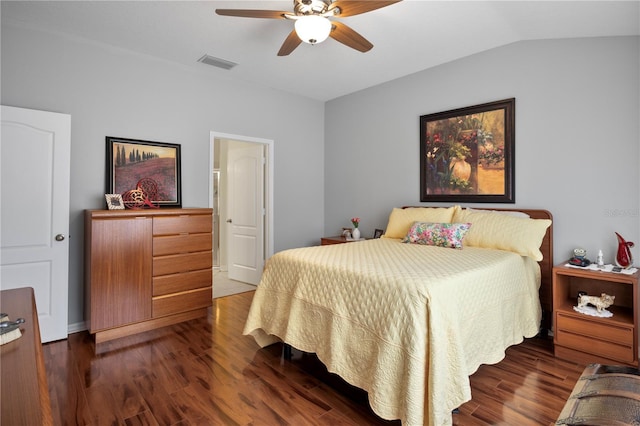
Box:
615 232 635 269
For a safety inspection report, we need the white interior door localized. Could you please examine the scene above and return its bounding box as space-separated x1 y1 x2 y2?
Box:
0 105 71 343
227 144 264 285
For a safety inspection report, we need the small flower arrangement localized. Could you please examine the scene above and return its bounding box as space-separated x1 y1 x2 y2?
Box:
478 144 504 166
351 217 360 228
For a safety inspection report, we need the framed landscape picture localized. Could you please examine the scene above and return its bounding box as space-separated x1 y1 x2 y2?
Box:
419 98 515 203
106 136 182 207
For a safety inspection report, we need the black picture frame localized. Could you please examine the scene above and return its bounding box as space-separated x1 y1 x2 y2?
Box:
373 229 384 239
420 98 515 203
106 136 182 207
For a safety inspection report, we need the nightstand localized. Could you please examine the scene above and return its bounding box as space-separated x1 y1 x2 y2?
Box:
320 236 366 245
552 263 639 367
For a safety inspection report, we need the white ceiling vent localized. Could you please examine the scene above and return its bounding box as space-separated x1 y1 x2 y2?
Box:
197 54 237 70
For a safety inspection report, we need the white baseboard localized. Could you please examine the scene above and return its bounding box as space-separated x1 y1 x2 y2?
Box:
67 321 87 335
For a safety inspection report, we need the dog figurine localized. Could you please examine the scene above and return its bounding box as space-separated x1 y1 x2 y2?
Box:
577 293 615 312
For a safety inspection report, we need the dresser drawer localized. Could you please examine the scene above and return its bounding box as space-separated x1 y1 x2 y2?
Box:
153 269 212 296
153 287 212 318
153 251 212 276
153 215 212 236
153 233 212 256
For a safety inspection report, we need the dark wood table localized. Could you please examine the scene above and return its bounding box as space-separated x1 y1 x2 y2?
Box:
0 287 53 425
320 235 368 245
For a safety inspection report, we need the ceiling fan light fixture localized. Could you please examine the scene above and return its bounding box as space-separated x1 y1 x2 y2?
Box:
294 15 331 44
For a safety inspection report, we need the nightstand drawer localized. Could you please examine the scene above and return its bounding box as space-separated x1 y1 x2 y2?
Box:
556 313 633 344
556 314 634 363
555 330 634 363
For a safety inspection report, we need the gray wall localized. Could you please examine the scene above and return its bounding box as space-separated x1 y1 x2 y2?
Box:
325 36 640 266
1 23 325 327
3 18 639 331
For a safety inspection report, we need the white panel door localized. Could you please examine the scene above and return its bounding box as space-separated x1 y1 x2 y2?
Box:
227 144 264 285
1 105 71 342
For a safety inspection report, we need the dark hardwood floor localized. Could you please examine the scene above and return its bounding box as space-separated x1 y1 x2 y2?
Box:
43 291 586 425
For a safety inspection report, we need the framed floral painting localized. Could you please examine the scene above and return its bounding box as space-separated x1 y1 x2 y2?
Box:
419 98 515 203
106 136 182 207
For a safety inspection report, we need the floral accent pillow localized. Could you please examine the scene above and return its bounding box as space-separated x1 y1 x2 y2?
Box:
401 222 471 249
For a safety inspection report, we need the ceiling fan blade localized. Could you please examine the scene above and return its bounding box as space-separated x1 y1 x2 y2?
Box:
329 21 373 52
328 1 401 17
278 30 303 56
215 9 289 19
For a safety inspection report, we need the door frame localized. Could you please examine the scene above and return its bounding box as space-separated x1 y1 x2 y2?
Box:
209 131 274 269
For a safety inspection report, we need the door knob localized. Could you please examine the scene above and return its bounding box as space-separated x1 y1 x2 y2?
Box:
226 219 232 223
55 234 65 241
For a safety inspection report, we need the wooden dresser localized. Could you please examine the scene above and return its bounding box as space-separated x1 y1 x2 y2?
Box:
85 208 213 343
0 287 53 425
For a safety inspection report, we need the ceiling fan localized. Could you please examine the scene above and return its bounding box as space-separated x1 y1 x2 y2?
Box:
216 0 401 56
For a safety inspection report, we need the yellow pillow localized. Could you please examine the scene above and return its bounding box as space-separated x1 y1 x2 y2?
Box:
456 210 551 261
382 206 457 239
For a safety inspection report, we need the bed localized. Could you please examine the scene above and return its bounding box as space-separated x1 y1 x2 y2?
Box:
244 205 553 425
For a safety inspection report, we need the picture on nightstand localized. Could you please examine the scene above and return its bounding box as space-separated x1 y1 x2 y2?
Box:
373 229 384 239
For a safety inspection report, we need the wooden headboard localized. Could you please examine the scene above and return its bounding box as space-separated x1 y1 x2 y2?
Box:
402 206 554 332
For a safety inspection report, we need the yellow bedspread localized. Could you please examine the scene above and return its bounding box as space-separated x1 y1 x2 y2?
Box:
243 238 542 425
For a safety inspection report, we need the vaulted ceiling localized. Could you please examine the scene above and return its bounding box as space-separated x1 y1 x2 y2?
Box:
3 1 639 101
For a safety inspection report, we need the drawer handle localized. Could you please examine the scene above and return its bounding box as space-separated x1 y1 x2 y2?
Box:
0 317 25 335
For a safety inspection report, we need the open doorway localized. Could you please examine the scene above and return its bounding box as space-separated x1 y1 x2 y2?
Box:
210 132 274 286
